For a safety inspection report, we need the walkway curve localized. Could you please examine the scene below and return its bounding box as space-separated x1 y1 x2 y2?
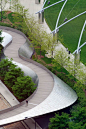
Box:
0 27 77 126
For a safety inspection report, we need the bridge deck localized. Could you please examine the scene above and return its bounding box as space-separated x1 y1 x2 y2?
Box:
0 29 77 126
0 29 53 120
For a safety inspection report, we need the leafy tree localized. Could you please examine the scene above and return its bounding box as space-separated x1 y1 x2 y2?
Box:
12 76 36 100
49 112 69 129
0 58 15 78
4 66 24 88
0 0 7 21
45 33 58 58
26 15 38 39
11 0 20 12
71 106 86 124
66 57 81 79
69 121 86 129
33 26 47 56
52 48 68 72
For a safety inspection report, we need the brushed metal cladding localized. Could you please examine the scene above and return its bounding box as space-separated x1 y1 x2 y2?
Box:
0 31 38 85
1 32 12 47
0 27 78 126
12 61 39 86
18 39 34 59
0 73 78 126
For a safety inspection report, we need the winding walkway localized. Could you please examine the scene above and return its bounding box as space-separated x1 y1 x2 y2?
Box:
0 28 77 126
0 29 53 120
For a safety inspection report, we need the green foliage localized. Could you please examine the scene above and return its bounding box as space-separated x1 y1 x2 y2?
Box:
69 121 86 129
49 112 69 129
71 106 86 124
0 30 4 43
8 12 14 23
0 0 8 21
0 11 7 21
0 22 13 27
0 2 86 127
4 66 24 88
49 107 86 129
0 59 35 101
12 76 36 100
0 58 15 78
52 48 68 72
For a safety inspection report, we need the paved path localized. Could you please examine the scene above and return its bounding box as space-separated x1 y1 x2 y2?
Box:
0 27 77 127
0 29 53 120
5 0 51 34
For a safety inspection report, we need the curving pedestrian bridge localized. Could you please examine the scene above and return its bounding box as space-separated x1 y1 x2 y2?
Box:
0 26 78 127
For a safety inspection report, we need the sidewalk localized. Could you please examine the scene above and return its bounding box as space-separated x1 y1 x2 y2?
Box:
5 0 51 34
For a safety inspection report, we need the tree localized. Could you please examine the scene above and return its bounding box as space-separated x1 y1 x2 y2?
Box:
0 0 7 22
45 33 58 58
69 121 86 129
71 106 86 124
68 106 86 129
52 48 68 72
12 76 36 100
32 25 47 56
49 112 69 129
66 56 81 79
4 66 24 88
13 5 29 29
11 0 20 12
0 58 15 78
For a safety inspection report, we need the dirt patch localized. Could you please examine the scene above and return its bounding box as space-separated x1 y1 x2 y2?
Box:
6 11 11 15
2 18 13 25
12 13 15 16
37 55 44 59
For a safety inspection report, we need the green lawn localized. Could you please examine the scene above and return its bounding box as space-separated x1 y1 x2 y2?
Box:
44 0 86 64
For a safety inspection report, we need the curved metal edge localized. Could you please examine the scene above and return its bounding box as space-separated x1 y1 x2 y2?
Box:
0 26 78 127
0 26 39 114
0 73 78 127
